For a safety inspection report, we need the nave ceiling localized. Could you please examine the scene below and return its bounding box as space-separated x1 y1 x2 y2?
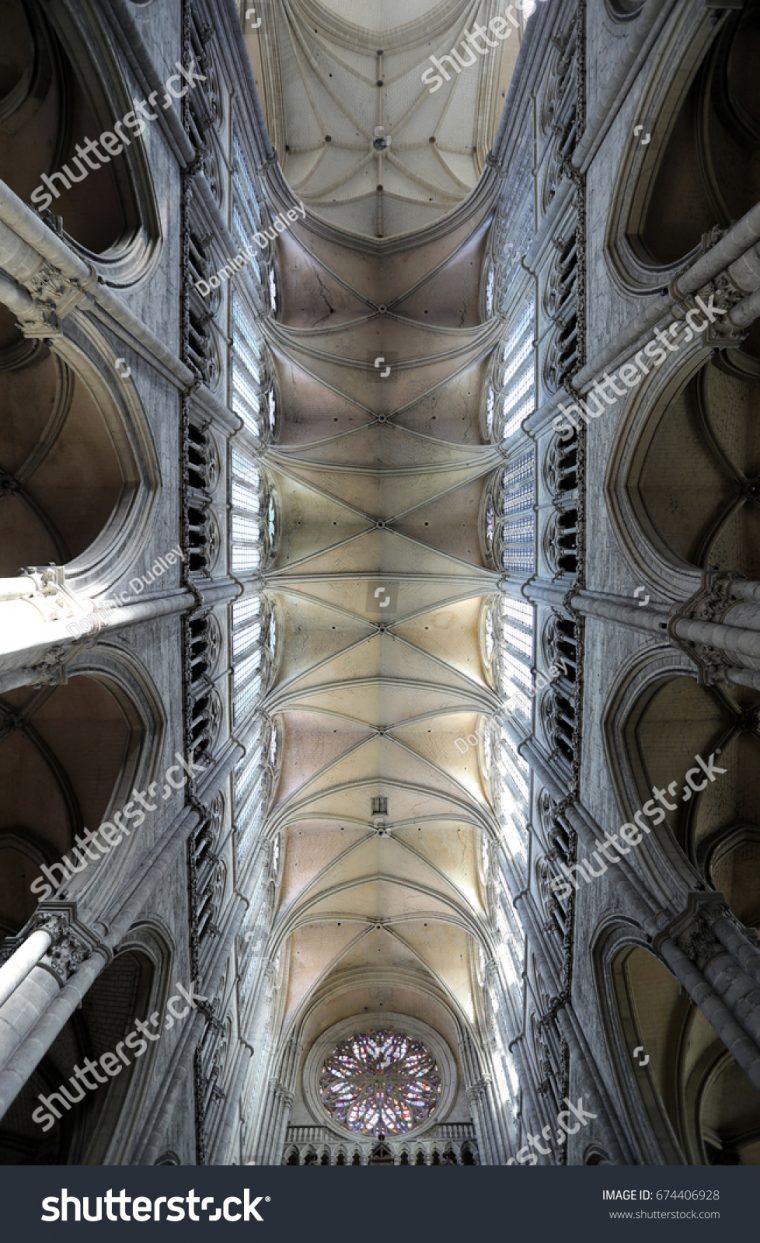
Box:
261 209 507 1057
236 0 528 1089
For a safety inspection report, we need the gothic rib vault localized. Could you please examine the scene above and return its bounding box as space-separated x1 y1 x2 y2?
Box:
246 0 528 237
264 208 502 1066
247 0 529 1129
2 0 760 1171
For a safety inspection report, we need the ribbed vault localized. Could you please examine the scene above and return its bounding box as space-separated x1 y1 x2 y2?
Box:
258 196 509 1085
246 0 530 238
241 0 532 1143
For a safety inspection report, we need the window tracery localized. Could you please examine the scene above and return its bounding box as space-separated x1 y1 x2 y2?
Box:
319 1030 441 1137
482 305 536 444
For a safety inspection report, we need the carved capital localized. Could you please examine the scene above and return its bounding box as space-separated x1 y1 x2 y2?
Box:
676 917 724 971
31 645 74 689
655 892 728 969
32 906 109 985
466 1076 492 1104
17 262 97 340
21 565 93 631
698 274 748 348
22 564 67 611
675 569 745 626
16 302 61 339
669 569 747 685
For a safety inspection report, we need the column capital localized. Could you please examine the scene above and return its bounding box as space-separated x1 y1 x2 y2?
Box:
694 272 750 348
671 570 747 627
466 1075 492 1104
268 1077 294 1108
17 261 98 340
652 891 727 968
668 570 750 686
30 904 111 985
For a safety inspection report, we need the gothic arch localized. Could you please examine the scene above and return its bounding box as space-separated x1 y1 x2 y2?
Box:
0 331 160 592
604 0 646 19
606 4 760 292
628 351 760 589
277 962 483 1135
594 921 685 1164
0 941 159 1164
0 673 141 930
0 830 49 937
598 925 760 1165
95 921 176 1164
584 1145 614 1164
0 0 160 282
604 645 760 930
0 645 166 928
604 342 750 603
683 1043 760 1165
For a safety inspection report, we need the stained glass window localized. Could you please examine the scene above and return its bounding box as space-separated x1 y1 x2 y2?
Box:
320 1030 441 1136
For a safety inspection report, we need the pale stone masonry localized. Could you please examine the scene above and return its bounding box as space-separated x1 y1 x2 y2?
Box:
0 0 758 1168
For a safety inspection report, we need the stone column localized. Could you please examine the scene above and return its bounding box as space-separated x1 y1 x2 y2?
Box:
0 909 110 1118
270 1083 296 1167
0 927 53 1008
0 565 196 692
138 1008 205 1164
482 959 519 1161
653 900 760 1089
569 588 671 637
459 1031 499 1165
212 1047 253 1164
258 1080 293 1165
464 1078 497 1166
0 567 89 690
669 571 760 687
518 735 566 801
669 205 760 303
255 1032 300 1165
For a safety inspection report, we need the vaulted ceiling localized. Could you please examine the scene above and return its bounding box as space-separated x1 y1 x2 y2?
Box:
246 0 529 238
243 0 527 1081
